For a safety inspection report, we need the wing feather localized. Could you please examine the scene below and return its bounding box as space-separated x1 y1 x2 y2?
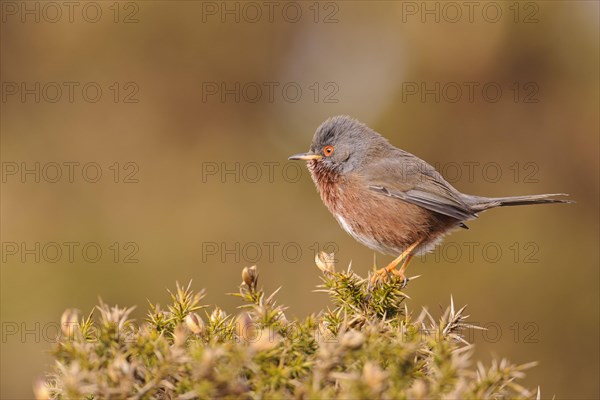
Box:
364 150 477 221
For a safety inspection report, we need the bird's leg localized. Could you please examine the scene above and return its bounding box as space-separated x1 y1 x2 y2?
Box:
394 254 414 286
371 239 422 285
383 240 421 274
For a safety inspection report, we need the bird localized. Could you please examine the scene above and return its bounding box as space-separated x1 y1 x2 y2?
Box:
289 115 572 285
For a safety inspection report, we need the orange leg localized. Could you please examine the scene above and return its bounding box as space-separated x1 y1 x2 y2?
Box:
371 239 422 285
396 254 414 281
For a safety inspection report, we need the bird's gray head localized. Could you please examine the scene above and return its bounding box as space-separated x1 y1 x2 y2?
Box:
289 115 390 174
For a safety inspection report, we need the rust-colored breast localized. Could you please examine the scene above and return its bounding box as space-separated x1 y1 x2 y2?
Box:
307 160 341 212
308 161 458 255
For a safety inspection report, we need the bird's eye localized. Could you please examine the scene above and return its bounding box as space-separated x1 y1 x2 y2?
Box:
323 145 334 157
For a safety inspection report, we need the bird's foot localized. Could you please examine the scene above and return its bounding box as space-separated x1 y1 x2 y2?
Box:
370 267 408 288
370 240 422 288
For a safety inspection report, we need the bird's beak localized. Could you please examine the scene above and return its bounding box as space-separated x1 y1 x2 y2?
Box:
288 152 323 161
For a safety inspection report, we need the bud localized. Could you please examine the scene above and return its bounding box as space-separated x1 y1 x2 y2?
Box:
185 313 204 334
33 379 50 400
173 323 187 347
340 330 364 350
362 361 388 391
278 312 288 327
250 330 280 352
242 265 258 289
408 379 427 399
315 252 335 273
114 355 131 375
209 307 227 324
235 312 257 343
60 308 80 339
107 354 131 382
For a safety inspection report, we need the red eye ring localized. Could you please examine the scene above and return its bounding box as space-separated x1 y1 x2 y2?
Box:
323 145 334 157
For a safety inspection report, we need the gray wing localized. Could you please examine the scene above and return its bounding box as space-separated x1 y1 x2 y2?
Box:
364 150 477 221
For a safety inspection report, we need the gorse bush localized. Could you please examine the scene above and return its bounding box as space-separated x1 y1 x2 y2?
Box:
36 254 540 399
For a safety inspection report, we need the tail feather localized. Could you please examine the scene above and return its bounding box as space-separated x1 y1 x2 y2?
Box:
465 193 573 212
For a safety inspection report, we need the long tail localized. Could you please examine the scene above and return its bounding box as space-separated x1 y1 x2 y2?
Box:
465 193 573 212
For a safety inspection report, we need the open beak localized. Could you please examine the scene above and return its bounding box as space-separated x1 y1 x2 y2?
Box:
288 152 323 161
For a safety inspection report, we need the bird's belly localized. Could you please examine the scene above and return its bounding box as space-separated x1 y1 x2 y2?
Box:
334 213 393 254
323 178 458 256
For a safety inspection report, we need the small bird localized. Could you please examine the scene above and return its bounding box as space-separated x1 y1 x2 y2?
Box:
289 116 572 285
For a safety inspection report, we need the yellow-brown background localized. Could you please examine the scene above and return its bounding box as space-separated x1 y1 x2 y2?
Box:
1 1 598 399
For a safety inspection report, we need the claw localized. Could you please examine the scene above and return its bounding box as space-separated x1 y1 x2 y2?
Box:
400 276 408 289
370 269 409 288
391 269 408 288
370 267 406 285
370 240 423 287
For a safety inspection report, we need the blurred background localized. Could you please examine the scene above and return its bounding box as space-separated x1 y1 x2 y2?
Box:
1 1 598 398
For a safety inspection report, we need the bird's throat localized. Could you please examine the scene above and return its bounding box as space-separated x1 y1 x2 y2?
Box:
307 160 342 212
